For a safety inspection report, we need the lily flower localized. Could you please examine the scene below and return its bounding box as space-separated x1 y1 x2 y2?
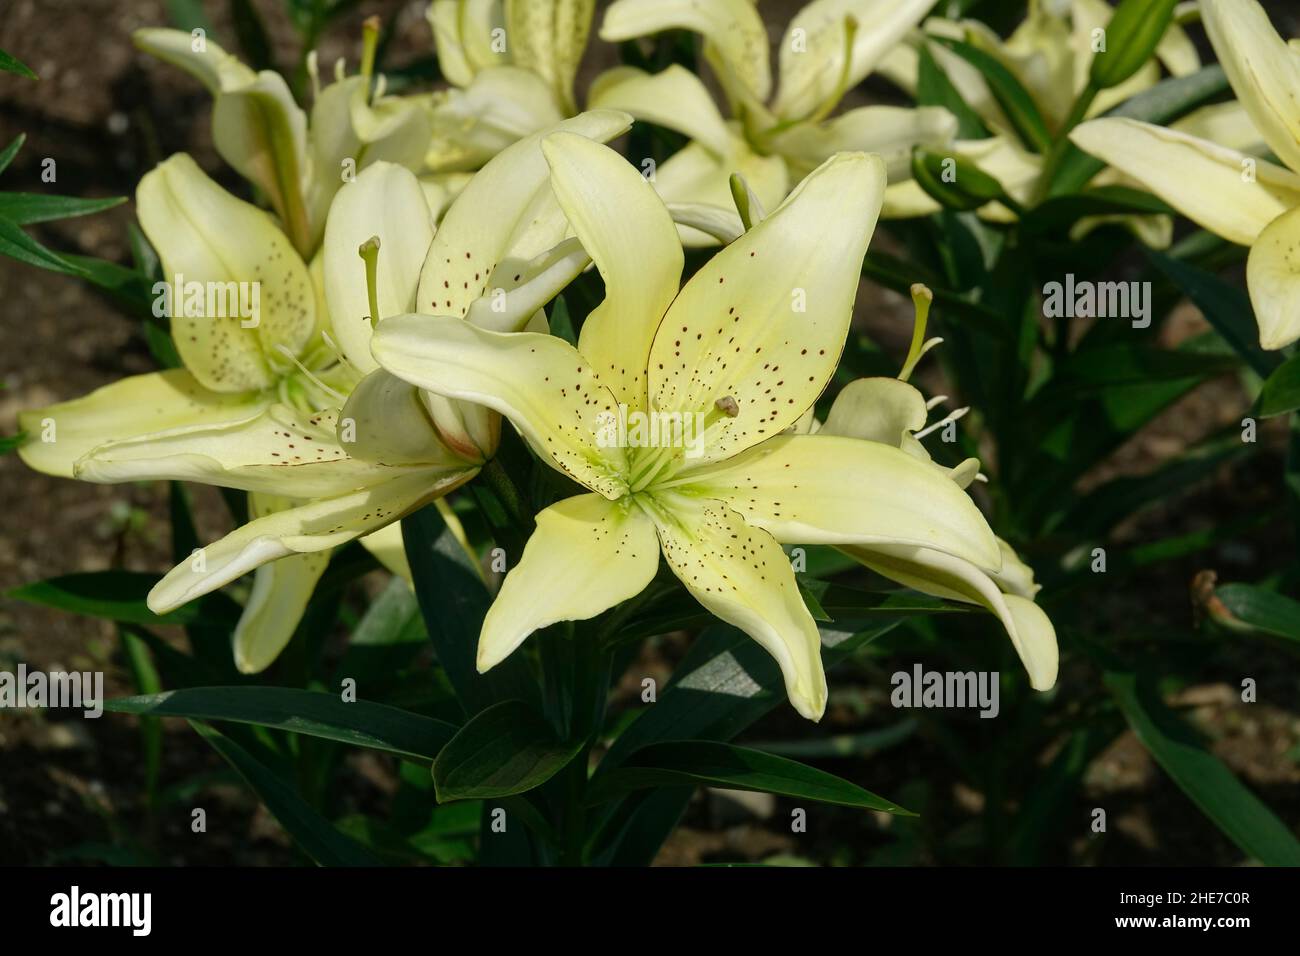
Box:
135 20 434 255
1069 0 1300 349
16 153 451 671
371 137 1009 720
591 0 958 238
799 287 1057 690
68 109 637 662
888 0 1196 236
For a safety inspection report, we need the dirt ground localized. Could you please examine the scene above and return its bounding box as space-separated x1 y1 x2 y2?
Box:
1 0 1298 867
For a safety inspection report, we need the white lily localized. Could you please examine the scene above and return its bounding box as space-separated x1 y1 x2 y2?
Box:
371 138 1011 720
16 154 458 670
135 20 434 255
1069 0 1300 349
592 0 957 238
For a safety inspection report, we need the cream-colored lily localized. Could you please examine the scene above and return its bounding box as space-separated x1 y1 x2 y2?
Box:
17 154 455 671
592 0 956 236
77 109 633 664
1069 0 1300 349
371 138 1007 720
135 21 433 255
887 0 1196 239
425 0 596 171
797 288 1057 690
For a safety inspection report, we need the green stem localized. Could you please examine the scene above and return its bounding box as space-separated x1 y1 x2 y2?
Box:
1033 82 1099 204
482 456 531 528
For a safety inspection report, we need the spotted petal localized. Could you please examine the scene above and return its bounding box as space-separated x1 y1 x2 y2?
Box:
543 132 683 410
479 493 659 670
649 493 828 721
647 152 886 466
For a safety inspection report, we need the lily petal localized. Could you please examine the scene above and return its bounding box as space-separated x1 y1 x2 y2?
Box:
1201 0 1300 176
649 493 828 721
543 132 683 410
653 137 789 247
505 0 595 114
358 520 413 581
17 370 266 478
371 315 629 498
600 0 772 107
479 493 659 670
137 154 318 391
819 377 928 443
588 65 734 157
340 369 470 466
681 434 1002 570
769 104 958 180
647 152 886 466
74 404 437 497
232 492 330 674
148 467 474 614
428 66 565 172
1069 118 1300 246
415 109 631 321
772 0 936 121
844 542 1057 690
1247 204 1300 349
323 161 435 373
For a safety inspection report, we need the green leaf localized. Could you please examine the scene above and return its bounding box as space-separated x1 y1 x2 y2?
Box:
0 47 37 79
107 686 458 762
9 570 241 629
401 502 536 715
0 215 80 273
190 721 380 866
1147 249 1276 378
1021 185 1174 235
1213 583 1300 642
432 699 582 802
0 133 25 175
1259 353 1300 417
916 43 986 139
1089 0 1180 90
0 192 125 225
588 740 914 814
930 36 1051 153
1105 669 1300 865
1051 65 1228 196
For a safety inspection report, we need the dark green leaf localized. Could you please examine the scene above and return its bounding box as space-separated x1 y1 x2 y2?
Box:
0 47 37 79
1259 353 1300 417
9 570 241 628
1147 249 1276 378
588 741 913 813
230 0 275 72
0 192 125 225
107 686 458 762
930 37 1051 152
190 721 379 866
433 700 582 802
1105 669 1300 865
0 133 25 175
916 43 987 139
1214 583 1300 642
